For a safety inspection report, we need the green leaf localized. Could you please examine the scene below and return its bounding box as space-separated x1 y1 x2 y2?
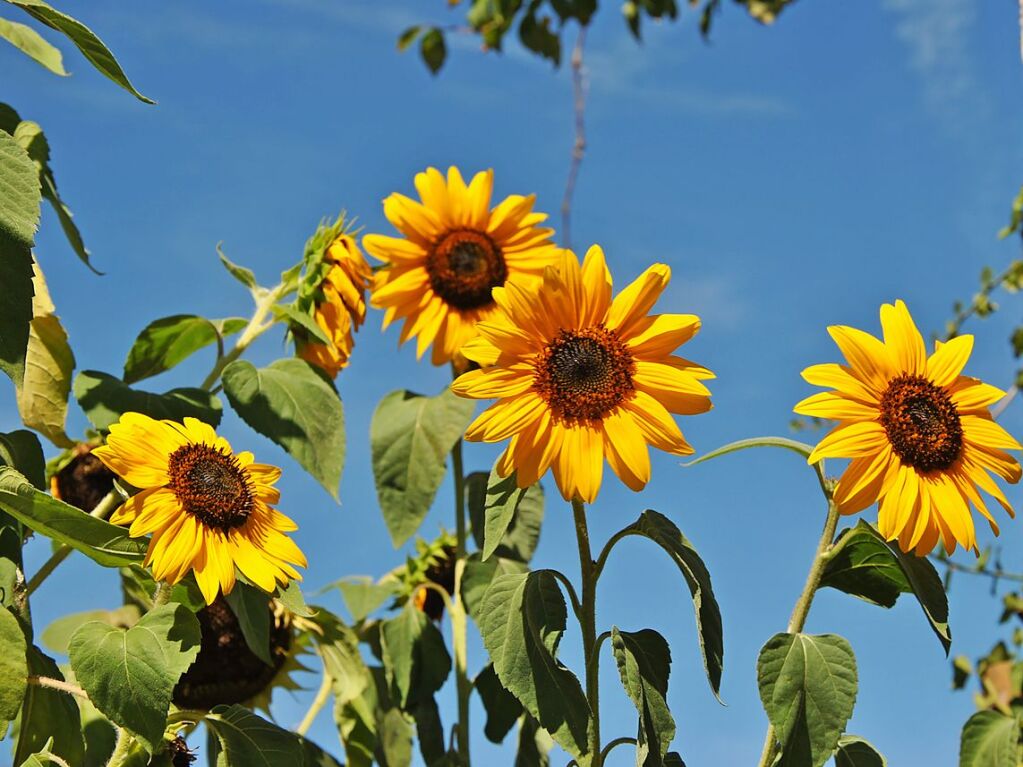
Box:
217 244 258 289
834 735 887 767
69 603 201 752
610 627 675 765
757 633 858 767
306 608 369 707
479 570 591 765
518 5 560 66
474 467 545 562
299 735 344 767
0 466 147 566
410 695 446 765
206 704 303 766
274 579 313 617
14 645 85 765
370 387 476 547
397 25 421 51
515 715 554 767
461 552 527 620
273 303 331 345
959 710 1019 767
611 509 724 698
222 358 345 499
0 16 65 74
0 129 40 386
41 604 140 655
824 521 950 654
18 737 66 767
74 369 222 430
224 581 272 666
16 260 75 447
380 603 451 708
0 605 27 719
336 577 399 622
683 436 814 467
475 663 522 744
3 0 153 102
466 470 545 563
0 428 45 489
420 27 446 74
123 314 234 384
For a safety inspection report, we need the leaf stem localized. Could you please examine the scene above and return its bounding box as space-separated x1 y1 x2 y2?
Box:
200 283 287 392
450 434 472 764
295 667 332 736
572 497 601 767
756 488 840 767
26 674 88 700
600 737 638 760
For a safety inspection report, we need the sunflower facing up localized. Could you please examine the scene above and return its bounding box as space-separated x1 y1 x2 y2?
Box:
452 246 713 503
364 166 562 365
93 413 307 604
795 300 1022 556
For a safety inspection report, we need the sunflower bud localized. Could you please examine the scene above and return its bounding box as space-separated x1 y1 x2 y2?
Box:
48 443 115 512
167 735 197 767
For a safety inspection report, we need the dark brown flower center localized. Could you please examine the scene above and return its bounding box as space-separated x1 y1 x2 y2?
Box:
426 229 506 310
172 596 291 710
53 449 115 512
534 325 635 421
167 736 197 767
413 544 457 622
879 374 963 472
167 444 254 531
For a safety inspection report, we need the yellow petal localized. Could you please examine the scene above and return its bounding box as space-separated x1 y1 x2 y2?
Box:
926 334 973 387
879 300 926 375
807 421 887 463
606 264 671 337
793 392 878 421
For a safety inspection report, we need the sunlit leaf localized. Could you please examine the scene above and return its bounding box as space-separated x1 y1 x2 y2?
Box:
41 604 140 655
0 16 65 74
959 710 1019 767
0 605 27 720
74 369 222 430
123 314 243 384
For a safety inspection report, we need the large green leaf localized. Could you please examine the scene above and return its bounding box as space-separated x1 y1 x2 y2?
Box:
370 388 476 547
834 735 887 767
611 627 675 765
959 711 1020 767
461 552 527 620
123 315 244 384
0 466 147 566
0 605 27 719
16 260 75 447
222 358 345 499
757 633 857 767
14 645 84 765
0 16 65 74
610 509 724 698
467 467 545 562
380 603 451 708
479 570 591 765
206 704 303 766
3 0 153 102
822 521 950 654
475 663 523 744
40 604 140 655
74 369 222 430
0 129 40 386
68 604 201 752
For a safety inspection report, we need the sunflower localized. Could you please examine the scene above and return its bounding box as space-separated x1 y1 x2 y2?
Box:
92 413 307 604
364 166 562 365
451 246 713 503
794 300 1021 556
296 225 372 378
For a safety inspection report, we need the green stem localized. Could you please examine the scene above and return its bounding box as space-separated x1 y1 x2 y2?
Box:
152 581 173 607
26 674 88 700
450 437 472 765
756 490 840 767
26 488 122 597
295 665 332 736
106 727 135 767
572 498 601 767
200 284 286 392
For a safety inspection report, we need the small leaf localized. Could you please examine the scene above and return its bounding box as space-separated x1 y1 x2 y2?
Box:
16 260 75 447
466 470 544 564
335 577 399 622
15 645 85 765
757 633 858 767
217 243 257 289
370 387 475 547
274 303 331 345
0 466 147 566
74 369 222 430
610 627 675 765
224 581 272 666
0 16 65 74
959 710 1019 767
222 358 345 499
475 663 522 744
69 603 201 752
5 0 153 102
683 436 814 467
397 25 421 51
275 579 313 617
0 605 27 720
834 735 887 767
479 570 591 765
123 314 232 384
420 27 446 74
41 604 140 655
380 603 451 708
206 704 303 766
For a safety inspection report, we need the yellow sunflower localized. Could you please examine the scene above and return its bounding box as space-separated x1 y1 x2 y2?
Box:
364 166 562 365
452 245 713 503
297 231 372 378
92 413 307 604
794 300 1021 556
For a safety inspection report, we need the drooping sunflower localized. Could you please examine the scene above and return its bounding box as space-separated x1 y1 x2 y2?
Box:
795 300 1021 556
452 246 714 503
93 413 307 604
295 219 372 378
364 166 562 365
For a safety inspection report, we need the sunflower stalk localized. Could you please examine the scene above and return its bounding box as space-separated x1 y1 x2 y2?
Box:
450 435 472 764
756 483 840 767
105 727 137 767
572 497 602 767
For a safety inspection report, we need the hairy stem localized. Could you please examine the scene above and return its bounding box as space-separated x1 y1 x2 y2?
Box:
106 727 135 767
572 497 601 767
756 489 840 767
561 25 588 251
295 667 332 736
27 674 88 700
451 436 472 764
152 580 173 607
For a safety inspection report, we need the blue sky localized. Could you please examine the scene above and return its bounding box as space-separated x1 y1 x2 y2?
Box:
3 0 1023 764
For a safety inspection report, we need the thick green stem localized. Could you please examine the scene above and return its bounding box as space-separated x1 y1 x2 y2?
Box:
200 285 284 391
152 581 173 607
106 727 135 767
450 437 471 765
296 665 332 736
572 498 601 767
756 490 840 767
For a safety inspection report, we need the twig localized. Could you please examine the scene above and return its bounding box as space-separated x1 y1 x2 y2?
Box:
933 557 1023 585
991 385 1018 419
561 25 588 251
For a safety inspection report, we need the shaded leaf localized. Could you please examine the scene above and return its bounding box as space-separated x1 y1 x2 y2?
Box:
380 603 451 708
515 715 553 767
217 244 257 289
611 627 675 765
224 581 272 666
0 16 65 74
14 645 84 765
222 358 345 499
0 605 27 719
74 369 222 430
420 27 445 74
123 315 242 384
274 303 331 345
0 428 45 489
834 735 887 767
299 735 344 767
206 704 302 766
397 25 421 51
335 577 399 623
475 663 522 744
306 608 369 707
